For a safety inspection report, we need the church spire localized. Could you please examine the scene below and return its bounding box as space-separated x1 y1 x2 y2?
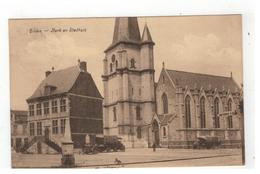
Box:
141 23 154 44
105 17 141 52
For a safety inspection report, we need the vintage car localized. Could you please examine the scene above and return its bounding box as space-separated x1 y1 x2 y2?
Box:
83 135 125 154
192 136 221 149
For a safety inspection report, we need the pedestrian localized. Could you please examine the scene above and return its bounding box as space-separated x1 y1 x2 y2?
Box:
152 143 156 152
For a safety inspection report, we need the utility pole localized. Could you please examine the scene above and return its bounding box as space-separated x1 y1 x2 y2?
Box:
239 97 245 165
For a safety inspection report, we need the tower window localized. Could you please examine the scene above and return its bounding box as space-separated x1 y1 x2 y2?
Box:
113 107 117 121
162 93 168 114
136 106 141 120
130 58 136 68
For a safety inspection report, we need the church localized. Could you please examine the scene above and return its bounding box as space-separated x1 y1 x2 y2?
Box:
102 17 242 148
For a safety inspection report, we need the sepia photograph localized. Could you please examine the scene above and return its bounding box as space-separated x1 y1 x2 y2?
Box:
9 15 244 168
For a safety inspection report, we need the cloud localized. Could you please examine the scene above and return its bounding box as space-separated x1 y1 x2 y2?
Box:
161 33 242 84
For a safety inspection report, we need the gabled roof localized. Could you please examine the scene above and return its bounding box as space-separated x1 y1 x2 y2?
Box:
28 66 80 100
166 69 240 93
27 65 102 101
157 114 175 125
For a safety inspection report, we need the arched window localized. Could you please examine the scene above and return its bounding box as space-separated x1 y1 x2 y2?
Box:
162 93 168 114
200 97 206 128
163 127 167 137
214 98 220 128
185 96 191 128
137 127 142 139
111 55 115 62
113 107 117 121
227 99 233 128
136 106 141 120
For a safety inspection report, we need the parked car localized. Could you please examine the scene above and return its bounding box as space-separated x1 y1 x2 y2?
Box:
83 135 125 154
193 136 221 149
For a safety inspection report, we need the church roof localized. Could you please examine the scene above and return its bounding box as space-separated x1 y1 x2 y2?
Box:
166 69 240 92
27 65 102 101
105 17 141 52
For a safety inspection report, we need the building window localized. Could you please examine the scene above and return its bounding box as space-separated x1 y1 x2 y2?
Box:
113 107 117 121
29 122 35 136
130 58 136 68
36 103 42 116
132 87 134 95
185 95 191 128
60 119 66 134
136 106 141 120
111 54 115 62
52 120 58 134
43 101 50 115
162 93 168 114
36 122 42 136
137 127 142 139
163 127 167 137
51 100 58 113
29 104 34 116
214 98 220 128
227 99 233 128
60 99 66 112
200 97 206 128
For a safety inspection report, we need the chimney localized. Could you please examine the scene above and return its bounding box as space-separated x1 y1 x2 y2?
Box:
79 61 87 72
45 71 51 77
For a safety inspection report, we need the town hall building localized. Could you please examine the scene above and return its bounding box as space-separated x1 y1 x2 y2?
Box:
102 17 242 148
24 60 103 153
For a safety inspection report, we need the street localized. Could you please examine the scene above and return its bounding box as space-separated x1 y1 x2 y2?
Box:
12 148 243 168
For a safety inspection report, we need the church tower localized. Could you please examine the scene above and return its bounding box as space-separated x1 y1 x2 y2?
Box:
102 17 155 148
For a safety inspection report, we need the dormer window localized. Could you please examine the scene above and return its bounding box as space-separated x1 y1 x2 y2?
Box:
44 85 57 95
130 58 136 68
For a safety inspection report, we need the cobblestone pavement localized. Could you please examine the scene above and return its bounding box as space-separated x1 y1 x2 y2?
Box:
12 148 242 168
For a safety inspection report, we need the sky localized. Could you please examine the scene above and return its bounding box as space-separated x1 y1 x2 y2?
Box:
9 15 243 110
